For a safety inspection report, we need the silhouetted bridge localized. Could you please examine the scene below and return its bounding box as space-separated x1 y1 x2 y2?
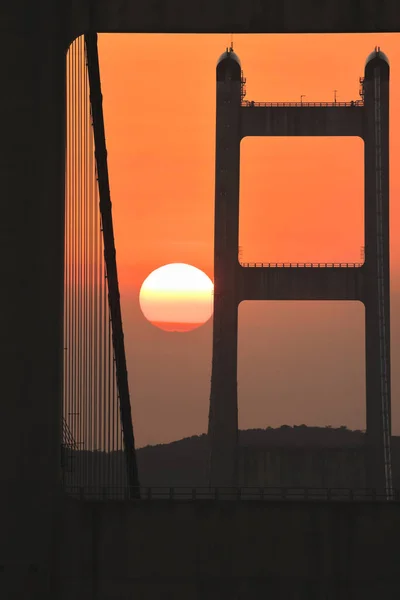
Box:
3 2 400 599
55 37 399 598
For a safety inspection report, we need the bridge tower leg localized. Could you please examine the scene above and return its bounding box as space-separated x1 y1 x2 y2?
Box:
208 50 242 487
363 51 392 495
0 5 67 598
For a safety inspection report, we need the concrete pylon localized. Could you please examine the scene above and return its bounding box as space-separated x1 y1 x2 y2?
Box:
208 48 392 497
208 49 242 488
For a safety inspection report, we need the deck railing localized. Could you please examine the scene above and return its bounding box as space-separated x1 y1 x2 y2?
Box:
242 100 363 108
65 485 399 502
240 262 363 268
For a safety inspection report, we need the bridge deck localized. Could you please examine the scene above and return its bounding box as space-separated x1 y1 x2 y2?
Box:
59 495 400 599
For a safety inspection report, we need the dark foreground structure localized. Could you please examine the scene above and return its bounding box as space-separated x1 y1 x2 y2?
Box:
57 498 400 599
2 2 400 598
208 47 392 496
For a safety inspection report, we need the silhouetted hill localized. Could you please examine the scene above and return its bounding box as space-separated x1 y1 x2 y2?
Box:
63 426 400 490
238 425 366 447
135 426 367 486
136 433 209 486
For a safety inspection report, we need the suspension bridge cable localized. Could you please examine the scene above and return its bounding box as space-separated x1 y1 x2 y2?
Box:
63 34 139 499
84 32 140 498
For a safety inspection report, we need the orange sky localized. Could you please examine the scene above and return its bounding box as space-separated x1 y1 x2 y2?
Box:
97 34 400 448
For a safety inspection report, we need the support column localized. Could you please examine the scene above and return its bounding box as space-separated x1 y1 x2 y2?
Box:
363 49 392 495
208 50 242 487
0 4 68 598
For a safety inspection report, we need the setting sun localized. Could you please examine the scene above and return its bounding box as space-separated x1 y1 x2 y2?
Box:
139 263 214 332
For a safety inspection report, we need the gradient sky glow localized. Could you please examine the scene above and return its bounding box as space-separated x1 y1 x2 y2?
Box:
97 34 400 448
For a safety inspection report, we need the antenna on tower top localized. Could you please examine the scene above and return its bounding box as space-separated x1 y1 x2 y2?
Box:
230 34 234 51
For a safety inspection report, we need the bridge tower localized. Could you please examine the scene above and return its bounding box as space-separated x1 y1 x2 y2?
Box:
208 47 392 496
208 48 242 488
